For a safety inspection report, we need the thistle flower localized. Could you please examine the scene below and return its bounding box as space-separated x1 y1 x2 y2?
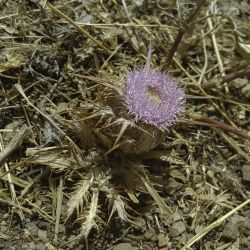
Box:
125 61 185 131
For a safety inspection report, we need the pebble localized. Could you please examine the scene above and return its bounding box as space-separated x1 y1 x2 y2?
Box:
222 214 245 240
37 229 49 243
144 228 157 241
242 164 250 182
0 225 8 233
169 221 186 238
157 233 168 249
112 243 138 250
0 220 7 226
28 241 36 249
36 242 46 250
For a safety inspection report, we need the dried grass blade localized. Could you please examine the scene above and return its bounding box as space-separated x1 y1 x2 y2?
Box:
140 175 172 216
112 120 130 149
54 176 64 243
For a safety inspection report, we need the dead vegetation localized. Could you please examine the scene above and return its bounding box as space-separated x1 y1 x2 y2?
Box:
0 0 250 249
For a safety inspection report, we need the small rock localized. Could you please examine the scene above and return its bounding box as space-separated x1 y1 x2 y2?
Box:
31 227 39 237
45 242 57 250
58 224 65 233
28 241 36 250
173 210 181 221
222 214 245 240
242 165 250 182
24 228 31 238
36 242 46 250
37 229 49 243
144 228 157 241
157 233 168 249
0 220 7 226
233 78 248 88
135 217 146 228
0 225 8 233
112 243 138 250
3 213 9 219
169 221 186 238
27 222 39 237
245 218 250 230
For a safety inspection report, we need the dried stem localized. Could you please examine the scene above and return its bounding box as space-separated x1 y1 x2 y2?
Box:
164 0 207 69
203 66 250 90
190 113 250 140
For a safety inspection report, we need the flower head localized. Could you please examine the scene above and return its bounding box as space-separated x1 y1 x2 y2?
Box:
125 67 185 130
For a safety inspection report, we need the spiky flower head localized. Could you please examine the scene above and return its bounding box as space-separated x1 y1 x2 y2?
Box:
125 64 185 131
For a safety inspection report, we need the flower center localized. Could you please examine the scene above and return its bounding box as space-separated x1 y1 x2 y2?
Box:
146 86 162 104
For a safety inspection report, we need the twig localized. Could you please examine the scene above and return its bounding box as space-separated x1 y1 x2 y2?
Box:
190 113 250 140
203 66 250 90
164 0 207 69
221 67 250 83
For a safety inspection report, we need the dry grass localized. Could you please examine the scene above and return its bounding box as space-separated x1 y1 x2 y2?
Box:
0 0 249 249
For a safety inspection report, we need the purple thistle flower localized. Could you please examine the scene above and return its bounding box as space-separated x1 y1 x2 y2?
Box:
125 67 185 131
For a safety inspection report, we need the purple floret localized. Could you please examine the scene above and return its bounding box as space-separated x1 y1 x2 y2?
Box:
125 68 185 130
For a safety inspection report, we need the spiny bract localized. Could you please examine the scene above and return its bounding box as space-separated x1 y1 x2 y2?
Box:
125 67 185 130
